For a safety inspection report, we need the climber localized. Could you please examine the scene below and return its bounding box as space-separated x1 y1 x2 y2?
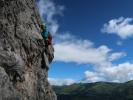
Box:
40 25 52 46
40 24 54 70
40 24 54 62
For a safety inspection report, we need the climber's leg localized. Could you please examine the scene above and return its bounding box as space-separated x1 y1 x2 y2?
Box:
41 50 49 70
45 45 54 63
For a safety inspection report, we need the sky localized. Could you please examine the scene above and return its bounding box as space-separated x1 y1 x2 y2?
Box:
36 0 133 86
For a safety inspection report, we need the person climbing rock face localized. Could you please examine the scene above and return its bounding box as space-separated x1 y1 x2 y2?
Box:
40 24 54 70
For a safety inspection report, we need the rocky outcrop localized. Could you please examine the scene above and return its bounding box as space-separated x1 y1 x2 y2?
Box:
0 0 56 100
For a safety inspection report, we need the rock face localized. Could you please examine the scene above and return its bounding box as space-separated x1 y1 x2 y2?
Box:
0 0 56 100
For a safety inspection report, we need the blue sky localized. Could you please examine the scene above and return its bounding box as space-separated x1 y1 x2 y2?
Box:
36 0 133 85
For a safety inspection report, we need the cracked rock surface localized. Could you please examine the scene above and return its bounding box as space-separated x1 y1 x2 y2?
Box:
0 0 56 100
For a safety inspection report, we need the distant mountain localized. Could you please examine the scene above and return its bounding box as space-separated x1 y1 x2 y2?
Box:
53 80 133 100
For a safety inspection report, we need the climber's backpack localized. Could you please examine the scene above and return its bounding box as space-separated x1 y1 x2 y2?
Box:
47 32 52 45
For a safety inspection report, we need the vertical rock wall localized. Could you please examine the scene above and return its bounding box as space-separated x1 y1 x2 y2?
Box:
0 0 56 100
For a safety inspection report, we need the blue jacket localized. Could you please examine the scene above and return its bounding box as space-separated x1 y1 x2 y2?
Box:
41 29 49 40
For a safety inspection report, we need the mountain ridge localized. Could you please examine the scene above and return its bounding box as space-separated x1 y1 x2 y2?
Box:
53 80 133 100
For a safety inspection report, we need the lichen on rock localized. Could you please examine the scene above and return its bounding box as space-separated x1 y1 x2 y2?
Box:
0 0 56 100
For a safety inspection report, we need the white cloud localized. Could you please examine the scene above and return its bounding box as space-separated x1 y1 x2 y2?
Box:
54 34 125 64
48 78 75 86
82 62 133 83
109 52 126 61
102 62 133 82
82 71 105 83
54 39 110 64
37 0 64 34
101 17 133 39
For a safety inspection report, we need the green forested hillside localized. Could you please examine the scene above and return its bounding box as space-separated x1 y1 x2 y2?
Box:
53 81 133 100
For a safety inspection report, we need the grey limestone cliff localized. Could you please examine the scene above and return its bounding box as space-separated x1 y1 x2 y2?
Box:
0 0 56 100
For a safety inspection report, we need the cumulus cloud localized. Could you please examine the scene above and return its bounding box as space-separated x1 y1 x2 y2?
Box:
48 78 75 86
82 62 133 83
103 62 133 82
54 34 125 64
54 39 110 64
101 17 133 39
109 52 126 61
37 0 64 34
82 71 105 83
